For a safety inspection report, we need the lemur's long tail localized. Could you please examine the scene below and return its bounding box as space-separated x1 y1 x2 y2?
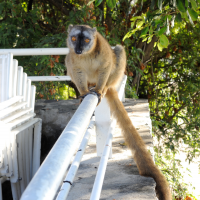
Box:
105 87 171 200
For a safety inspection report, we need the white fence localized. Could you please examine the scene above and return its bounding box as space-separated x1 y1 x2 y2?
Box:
0 48 126 200
0 53 42 200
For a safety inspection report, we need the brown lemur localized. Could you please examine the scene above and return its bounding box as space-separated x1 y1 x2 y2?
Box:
65 24 171 200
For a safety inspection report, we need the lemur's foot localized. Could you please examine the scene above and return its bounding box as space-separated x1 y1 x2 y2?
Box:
79 89 102 105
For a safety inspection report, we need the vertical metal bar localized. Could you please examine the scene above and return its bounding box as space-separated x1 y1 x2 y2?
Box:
16 131 25 193
56 120 95 200
90 132 113 200
21 94 98 200
12 59 18 98
30 85 36 113
10 129 19 183
0 55 5 102
8 53 13 100
22 130 27 187
28 126 33 179
16 66 23 97
10 182 19 200
22 73 27 104
6 129 13 177
95 97 111 158
0 124 9 175
25 128 30 184
16 182 21 198
32 120 42 176
26 79 31 109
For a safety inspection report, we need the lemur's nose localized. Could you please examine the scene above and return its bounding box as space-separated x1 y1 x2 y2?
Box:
76 49 82 54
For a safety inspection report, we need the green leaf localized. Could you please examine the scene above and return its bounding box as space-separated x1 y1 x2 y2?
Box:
140 26 149 37
188 8 198 21
142 37 148 42
95 0 103 7
175 13 182 22
197 0 200 4
177 0 186 12
158 0 162 10
157 42 163 51
136 20 144 28
130 16 143 21
185 0 188 7
150 0 155 10
159 34 169 48
147 35 153 44
158 27 167 36
106 0 116 8
149 26 153 34
190 0 197 10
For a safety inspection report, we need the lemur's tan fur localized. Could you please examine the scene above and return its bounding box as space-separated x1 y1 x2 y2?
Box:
65 24 171 200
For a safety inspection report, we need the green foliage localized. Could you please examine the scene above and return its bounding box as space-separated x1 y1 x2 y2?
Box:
154 145 198 199
123 0 200 51
140 22 200 159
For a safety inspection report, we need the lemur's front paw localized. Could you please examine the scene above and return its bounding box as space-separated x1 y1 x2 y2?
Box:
89 89 102 105
79 90 102 106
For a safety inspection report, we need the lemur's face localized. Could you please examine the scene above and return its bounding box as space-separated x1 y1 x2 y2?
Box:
67 25 97 54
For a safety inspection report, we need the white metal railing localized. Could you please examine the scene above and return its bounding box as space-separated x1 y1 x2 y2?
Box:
21 94 98 200
0 53 42 200
0 48 127 200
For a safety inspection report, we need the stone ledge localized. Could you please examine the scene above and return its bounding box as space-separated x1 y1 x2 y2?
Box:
35 98 156 200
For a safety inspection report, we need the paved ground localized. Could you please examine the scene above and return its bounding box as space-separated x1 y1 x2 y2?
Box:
65 99 157 200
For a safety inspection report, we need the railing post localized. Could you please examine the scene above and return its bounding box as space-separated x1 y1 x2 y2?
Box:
95 75 127 159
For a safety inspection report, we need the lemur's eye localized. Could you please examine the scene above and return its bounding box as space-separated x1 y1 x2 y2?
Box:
72 37 76 41
85 39 90 43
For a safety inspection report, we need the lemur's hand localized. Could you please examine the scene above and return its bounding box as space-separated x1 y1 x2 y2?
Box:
79 89 102 106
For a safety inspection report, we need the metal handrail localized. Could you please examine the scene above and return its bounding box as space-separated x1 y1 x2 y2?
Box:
21 94 98 200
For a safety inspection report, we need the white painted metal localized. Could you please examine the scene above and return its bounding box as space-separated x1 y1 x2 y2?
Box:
95 98 111 158
90 132 113 200
0 53 13 102
0 47 115 56
10 182 18 200
30 86 36 113
26 79 31 108
28 127 33 180
95 75 127 159
0 53 41 200
0 101 27 118
56 120 95 200
17 66 23 97
28 76 71 81
6 127 14 177
22 73 27 103
10 118 41 183
21 94 98 200
0 96 23 111
0 48 69 56
17 130 25 194
8 113 36 130
32 120 42 176
8 53 14 100
2 107 33 123
12 60 18 97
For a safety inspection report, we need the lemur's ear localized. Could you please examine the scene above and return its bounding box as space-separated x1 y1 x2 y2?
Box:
68 24 73 33
92 27 97 34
